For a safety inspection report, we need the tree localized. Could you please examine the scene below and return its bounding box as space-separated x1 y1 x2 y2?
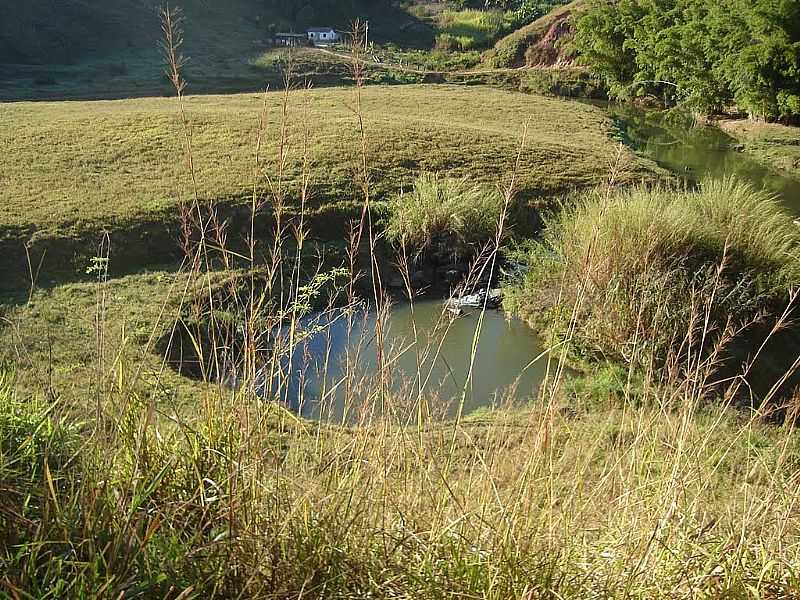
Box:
573 0 800 120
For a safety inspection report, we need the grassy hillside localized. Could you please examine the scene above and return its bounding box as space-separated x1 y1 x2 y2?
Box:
0 0 264 99
0 84 654 283
0 1 599 102
0 0 433 66
483 0 585 68
0 0 435 100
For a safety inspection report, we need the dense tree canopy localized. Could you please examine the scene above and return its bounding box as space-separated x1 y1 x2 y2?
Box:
573 0 800 120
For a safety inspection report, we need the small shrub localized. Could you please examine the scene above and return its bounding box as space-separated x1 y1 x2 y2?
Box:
484 37 525 68
435 33 459 52
564 361 646 408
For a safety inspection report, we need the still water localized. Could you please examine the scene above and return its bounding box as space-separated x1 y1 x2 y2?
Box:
260 299 554 421
608 105 800 213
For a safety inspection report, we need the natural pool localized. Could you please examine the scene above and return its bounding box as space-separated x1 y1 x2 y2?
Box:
258 299 556 422
258 102 800 421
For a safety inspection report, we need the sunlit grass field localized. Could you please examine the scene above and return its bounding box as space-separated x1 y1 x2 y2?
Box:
437 9 516 49
0 84 652 279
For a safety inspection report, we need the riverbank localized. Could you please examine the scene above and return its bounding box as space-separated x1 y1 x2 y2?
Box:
0 85 657 417
718 119 800 179
503 178 800 411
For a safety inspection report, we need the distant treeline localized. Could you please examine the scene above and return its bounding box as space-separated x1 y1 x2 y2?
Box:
572 0 800 120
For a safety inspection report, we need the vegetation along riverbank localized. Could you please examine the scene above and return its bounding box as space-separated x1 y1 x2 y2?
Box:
719 120 800 180
504 178 800 408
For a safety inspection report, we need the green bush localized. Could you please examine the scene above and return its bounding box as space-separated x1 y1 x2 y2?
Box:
518 69 606 98
572 0 800 119
436 33 473 52
505 178 800 367
385 173 506 259
484 37 525 68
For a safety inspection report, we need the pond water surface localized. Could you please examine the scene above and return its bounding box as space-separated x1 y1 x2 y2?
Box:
260 299 555 422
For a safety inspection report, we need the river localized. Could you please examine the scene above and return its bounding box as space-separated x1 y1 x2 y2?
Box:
608 104 800 214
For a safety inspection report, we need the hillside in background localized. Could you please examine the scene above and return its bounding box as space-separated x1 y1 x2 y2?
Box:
0 1 588 101
0 0 434 100
483 0 585 68
0 0 435 66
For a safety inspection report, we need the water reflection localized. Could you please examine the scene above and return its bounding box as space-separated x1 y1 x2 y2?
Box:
609 105 800 214
256 299 554 422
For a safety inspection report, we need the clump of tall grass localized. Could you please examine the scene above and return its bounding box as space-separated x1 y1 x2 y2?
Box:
385 172 506 259
0 370 79 538
505 178 800 370
4 360 800 597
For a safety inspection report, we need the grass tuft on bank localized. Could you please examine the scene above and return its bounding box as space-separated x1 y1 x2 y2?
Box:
505 178 800 372
385 172 505 258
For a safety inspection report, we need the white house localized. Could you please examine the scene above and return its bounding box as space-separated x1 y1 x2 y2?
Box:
306 27 341 45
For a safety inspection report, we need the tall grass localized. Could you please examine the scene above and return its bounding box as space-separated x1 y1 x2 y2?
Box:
2 11 800 600
505 179 800 373
385 172 506 260
437 9 514 51
4 360 800 597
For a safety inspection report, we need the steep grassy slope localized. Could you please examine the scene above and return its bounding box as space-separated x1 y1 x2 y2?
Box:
0 84 654 283
0 0 164 65
483 0 585 68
